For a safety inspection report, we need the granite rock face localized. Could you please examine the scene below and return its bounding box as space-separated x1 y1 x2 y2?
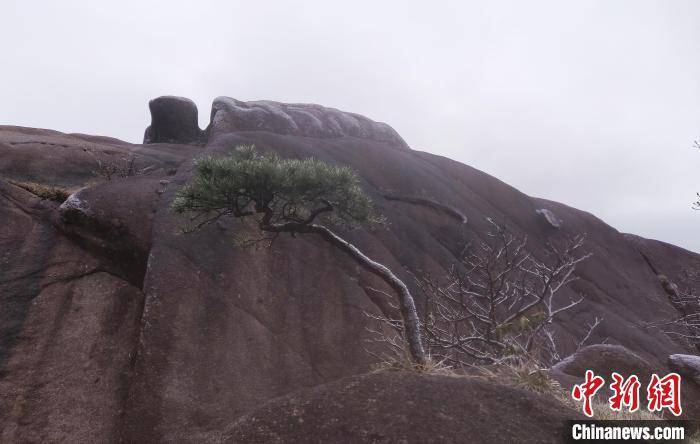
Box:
668 354 700 384
536 208 563 228
144 96 204 145
223 371 582 444
551 344 652 380
0 97 699 441
208 96 408 148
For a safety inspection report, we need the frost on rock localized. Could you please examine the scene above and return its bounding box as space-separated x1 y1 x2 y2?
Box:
286 107 324 136
58 190 92 224
668 354 700 384
536 208 562 229
208 96 408 148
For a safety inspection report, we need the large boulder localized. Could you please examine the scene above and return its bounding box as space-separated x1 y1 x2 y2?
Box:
668 354 700 385
0 129 196 442
208 97 408 148
551 344 653 381
144 96 204 145
221 371 581 444
2 97 700 441
0 180 145 443
0 125 196 188
57 177 166 285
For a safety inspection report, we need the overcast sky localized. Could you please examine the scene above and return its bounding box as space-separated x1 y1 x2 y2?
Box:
2 1 699 252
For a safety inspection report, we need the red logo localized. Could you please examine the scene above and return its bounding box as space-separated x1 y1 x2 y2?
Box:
572 370 605 417
571 371 683 417
609 372 641 412
647 373 682 416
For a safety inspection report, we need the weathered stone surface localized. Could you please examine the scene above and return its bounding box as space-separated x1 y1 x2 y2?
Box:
144 96 204 145
208 97 408 148
1 97 699 441
551 344 652 380
536 208 563 228
221 371 582 444
0 125 195 188
668 354 700 384
0 181 145 443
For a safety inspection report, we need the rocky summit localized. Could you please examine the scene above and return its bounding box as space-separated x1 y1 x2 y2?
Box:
0 96 698 442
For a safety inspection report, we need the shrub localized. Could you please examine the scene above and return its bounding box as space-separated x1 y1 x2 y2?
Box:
9 180 70 203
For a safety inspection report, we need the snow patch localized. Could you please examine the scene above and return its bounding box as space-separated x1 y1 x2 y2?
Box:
536 208 562 229
668 354 700 384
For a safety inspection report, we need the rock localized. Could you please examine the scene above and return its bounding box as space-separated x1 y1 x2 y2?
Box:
2 97 700 441
56 177 163 286
551 344 653 387
382 193 468 224
221 371 581 444
536 208 562 228
0 180 145 443
668 354 700 384
550 345 700 421
658 274 681 298
208 97 408 148
0 125 198 188
58 189 92 224
144 96 204 145
550 345 658 409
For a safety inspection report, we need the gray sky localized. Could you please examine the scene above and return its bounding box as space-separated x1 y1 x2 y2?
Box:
2 0 699 252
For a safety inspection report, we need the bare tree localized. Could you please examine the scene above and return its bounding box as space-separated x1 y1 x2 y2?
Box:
367 218 598 368
83 147 154 181
93 154 139 180
649 274 700 353
643 140 700 349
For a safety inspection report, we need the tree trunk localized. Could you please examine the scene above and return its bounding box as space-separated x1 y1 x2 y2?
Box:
306 224 427 366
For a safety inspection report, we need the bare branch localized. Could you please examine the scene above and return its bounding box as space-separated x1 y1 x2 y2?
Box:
367 218 596 369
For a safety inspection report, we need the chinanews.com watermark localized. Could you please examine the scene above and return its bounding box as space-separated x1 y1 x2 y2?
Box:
568 421 688 442
565 370 695 443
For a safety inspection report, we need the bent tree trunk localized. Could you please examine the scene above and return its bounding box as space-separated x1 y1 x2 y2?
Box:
306 224 427 366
